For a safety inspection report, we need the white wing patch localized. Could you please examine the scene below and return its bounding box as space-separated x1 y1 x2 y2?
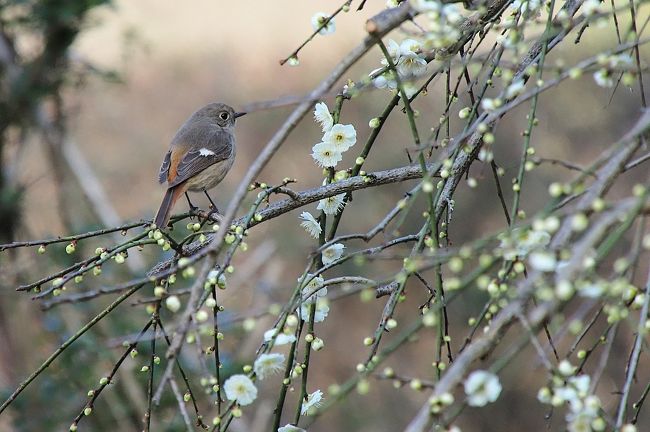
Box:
199 148 215 157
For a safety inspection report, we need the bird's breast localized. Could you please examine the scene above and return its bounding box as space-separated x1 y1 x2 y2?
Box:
185 155 235 191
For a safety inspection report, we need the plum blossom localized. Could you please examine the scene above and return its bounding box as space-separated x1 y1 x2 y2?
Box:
223 375 257 406
299 212 322 238
311 12 335 35
254 353 285 380
321 243 345 265
313 102 334 132
464 370 502 407
300 389 324 415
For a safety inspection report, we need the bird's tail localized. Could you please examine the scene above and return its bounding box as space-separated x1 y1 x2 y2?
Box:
154 186 184 229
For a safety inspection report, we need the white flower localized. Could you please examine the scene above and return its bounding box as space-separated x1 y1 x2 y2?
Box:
300 212 322 238
608 54 633 69
317 194 345 215
223 374 258 406
278 424 306 432
300 389 324 415
593 69 613 88
555 385 579 405
512 0 542 14
299 274 329 322
567 411 595 432
481 98 497 111
254 353 285 380
401 82 420 99
399 39 421 57
313 102 333 132
264 328 297 346
322 243 345 265
373 74 397 89
397 53 427 79
301 274 327 302
569 375 590 398
558 359 576 376
582 0 602 15
311 12 335 35
323 124 357 152
386 0 401 8
555 280 574 300
520 229 551 250
499 228 551 260
505 79 526 99
566 395 600 431
464 370 502 407
371 69 397 90
442 4 463 24
529 251 557 272
311 141 342 167
300 298 330 323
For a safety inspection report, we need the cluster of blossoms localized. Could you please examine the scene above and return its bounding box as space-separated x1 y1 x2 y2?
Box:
536 363 613 432
221 351 288 408
239 275 327 427
222 282 328 420
311 101 357 168
593 53 634 88
386 1 463 51
410 0 463 50
576 277 644 323
300 102 351 263
510 0 544 17
370 38 428 96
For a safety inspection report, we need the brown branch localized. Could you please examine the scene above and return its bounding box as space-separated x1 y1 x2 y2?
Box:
147 162 437 276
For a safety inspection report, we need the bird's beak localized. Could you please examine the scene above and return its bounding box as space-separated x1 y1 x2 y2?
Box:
234 112 247 119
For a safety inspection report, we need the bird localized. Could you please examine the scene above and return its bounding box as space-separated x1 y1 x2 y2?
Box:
154 102 245 228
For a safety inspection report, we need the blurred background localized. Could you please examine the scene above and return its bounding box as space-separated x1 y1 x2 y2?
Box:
0 0 649 431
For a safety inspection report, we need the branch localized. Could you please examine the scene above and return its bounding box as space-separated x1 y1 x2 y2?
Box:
148 162 437 275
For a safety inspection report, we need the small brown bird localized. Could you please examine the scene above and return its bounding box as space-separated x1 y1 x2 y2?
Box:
154 102 245 228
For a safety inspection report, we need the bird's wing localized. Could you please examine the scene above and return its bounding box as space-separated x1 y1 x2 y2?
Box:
158 150 171 184
167 128 234 188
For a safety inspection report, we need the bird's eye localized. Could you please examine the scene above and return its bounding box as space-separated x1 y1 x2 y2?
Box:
219 112 229 120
